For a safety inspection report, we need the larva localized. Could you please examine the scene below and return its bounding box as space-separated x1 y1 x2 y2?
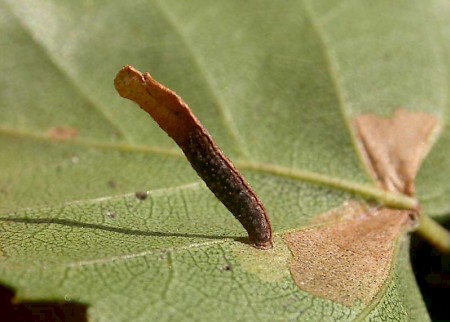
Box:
114 66 272 249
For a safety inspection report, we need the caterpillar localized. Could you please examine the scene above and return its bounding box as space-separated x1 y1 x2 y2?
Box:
114 66 272 249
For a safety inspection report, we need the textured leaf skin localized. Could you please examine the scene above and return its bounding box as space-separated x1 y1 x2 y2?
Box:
1 0 448 321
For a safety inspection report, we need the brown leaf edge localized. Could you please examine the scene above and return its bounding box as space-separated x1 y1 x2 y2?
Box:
284 202 417 307
283 109 448 307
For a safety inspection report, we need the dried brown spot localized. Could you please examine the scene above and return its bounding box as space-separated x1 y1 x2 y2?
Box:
223 264 233 271
107 180 118 189
105 211 117 219
284 203 416 307
135 191 148 201
311 201 369 226
47 127 78 140
0 186 8 196
354 109 439 196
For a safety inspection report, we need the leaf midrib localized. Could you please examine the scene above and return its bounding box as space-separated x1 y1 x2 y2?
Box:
0 125 417 211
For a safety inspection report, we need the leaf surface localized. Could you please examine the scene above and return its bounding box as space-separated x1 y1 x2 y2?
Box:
1 0 449 321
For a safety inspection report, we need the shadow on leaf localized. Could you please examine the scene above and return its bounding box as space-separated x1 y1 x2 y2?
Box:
0 284 88 322
0 217 243 242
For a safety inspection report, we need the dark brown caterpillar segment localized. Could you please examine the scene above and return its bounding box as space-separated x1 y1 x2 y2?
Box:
114 65 272 249
185 128 272 248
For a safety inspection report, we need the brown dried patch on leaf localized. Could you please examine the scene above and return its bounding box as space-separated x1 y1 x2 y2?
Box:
47 127 78 140
284 202 416 307
354 109 439 196
310 201 369 226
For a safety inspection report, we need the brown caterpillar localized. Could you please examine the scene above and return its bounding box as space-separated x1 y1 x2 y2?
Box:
114 65 272 249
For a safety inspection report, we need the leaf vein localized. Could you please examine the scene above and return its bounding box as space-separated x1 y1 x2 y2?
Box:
3 2 132 142
301 0 375 182
153 0 248 158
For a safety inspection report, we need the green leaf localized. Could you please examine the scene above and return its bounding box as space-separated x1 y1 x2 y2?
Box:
1 0 448 321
